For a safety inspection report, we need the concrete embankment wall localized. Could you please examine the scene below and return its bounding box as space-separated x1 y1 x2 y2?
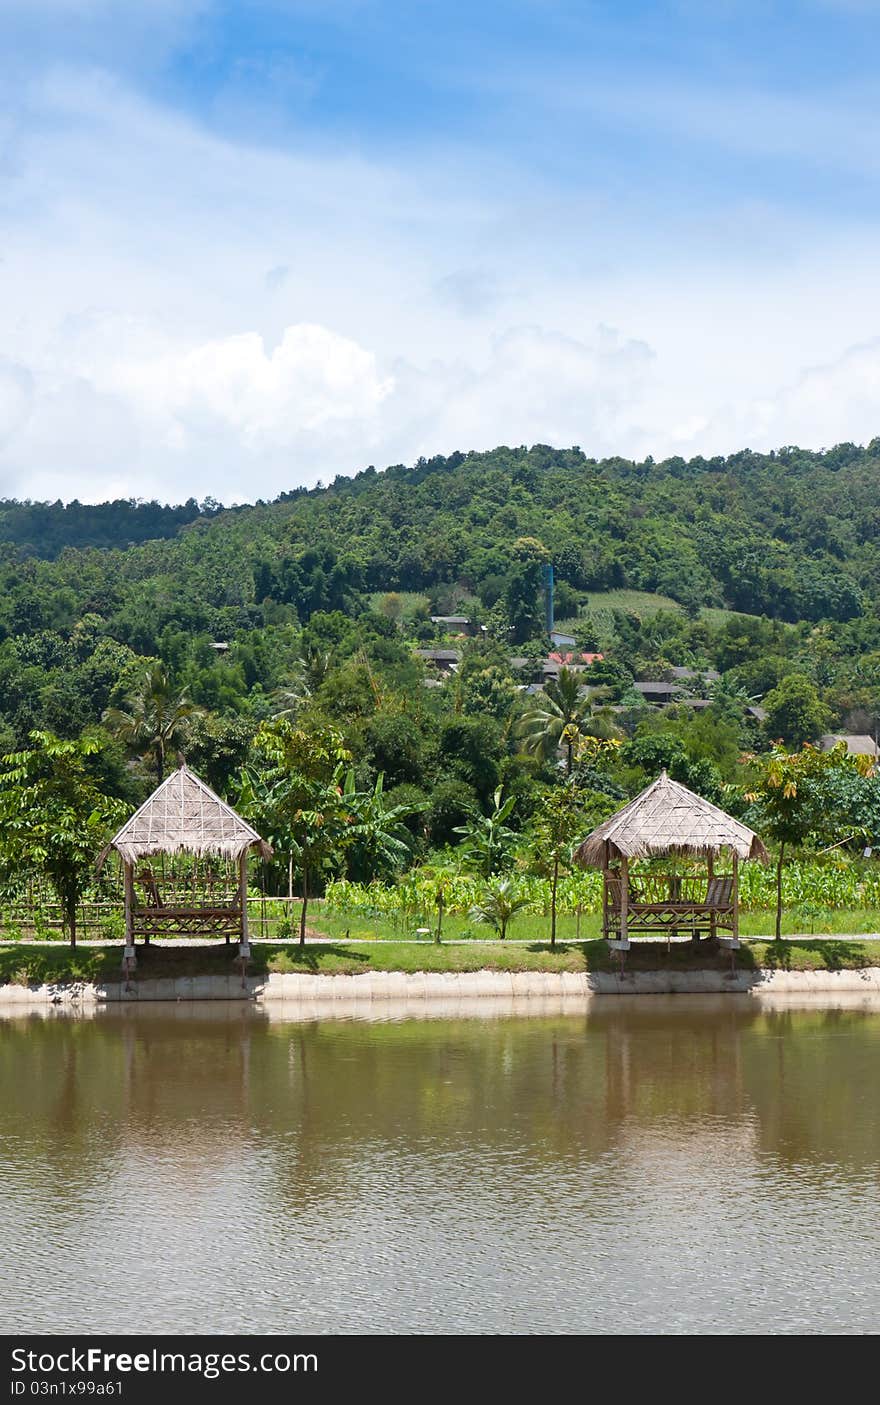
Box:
3 967 880 1008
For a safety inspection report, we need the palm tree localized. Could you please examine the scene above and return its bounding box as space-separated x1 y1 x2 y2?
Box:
578 704 624 744
104 665 200 784
268 661 312 720
469 877 530 941
517 667 592 775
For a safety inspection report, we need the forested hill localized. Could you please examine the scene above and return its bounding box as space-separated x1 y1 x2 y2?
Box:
4 440 880 815
0 496 214 558
259 440 878 623
3 440 879 630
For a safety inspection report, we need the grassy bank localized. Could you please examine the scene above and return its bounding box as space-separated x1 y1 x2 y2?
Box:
3 936 880 986
309 907 880 943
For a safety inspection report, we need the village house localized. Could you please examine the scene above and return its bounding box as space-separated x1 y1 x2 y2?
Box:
632 680 684 706
542 650 604 680
669 665 720 685
416 647 461 674
820 733 880 760
430 615 482 637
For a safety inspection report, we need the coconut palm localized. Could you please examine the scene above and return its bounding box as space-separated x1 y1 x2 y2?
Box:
104 665 201 784
517 667 592 775
469 877 530 941
268 660 312 720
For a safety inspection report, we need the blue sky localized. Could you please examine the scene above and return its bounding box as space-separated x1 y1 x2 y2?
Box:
3 0 880 502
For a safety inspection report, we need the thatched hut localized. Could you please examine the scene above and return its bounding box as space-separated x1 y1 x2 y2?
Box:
98 762 272 949
574 770 767 950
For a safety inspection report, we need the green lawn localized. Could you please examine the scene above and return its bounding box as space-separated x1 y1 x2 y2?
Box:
3 935 880 986
304 906 880 943
583 589 681 618
367 590 432 620
561 593 793 632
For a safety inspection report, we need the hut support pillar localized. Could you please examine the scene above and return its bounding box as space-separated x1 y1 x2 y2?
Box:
239 853 249 948
619 856 628 946
613 855 629 973
237 851 251 989
122 860 137 987
602 843 609 942
706 852 715 948
123 860 134 947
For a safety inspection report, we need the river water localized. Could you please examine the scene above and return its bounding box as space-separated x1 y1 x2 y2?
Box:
1 996 879 1335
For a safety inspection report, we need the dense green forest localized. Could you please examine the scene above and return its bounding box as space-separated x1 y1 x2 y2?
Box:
4 439 879 614
4 440 880 939
0 496 216 558
3 441 880 744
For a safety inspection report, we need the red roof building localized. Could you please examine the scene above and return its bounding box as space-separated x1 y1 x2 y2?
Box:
547 651 604 667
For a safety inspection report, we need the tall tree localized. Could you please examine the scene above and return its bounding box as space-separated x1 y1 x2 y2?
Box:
518 667 592 775
241 721 353 943
504 536 550 644
528 784 585 948
743 743 875 940
0 731 124 948
104 665 200 784
761 674 829 748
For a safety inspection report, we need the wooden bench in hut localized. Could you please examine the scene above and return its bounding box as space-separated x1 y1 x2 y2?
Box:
574 771 768 956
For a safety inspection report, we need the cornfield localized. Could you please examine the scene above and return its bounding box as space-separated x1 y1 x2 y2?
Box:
3 857 878 942
326 858 880 921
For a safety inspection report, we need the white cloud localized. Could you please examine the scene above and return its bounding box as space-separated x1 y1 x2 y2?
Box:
434 269 504 317
3 60 880 502
0 359 33 451
0 317 658 500
386 325 655 462
691 339 880 456
0 316 395 500
108 323 393 448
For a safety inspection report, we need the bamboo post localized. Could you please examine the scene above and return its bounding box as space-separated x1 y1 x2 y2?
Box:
602 869 608 941
620 855 629 945
708 850 716 946
732 852 739 944
602 841 610 941
122 859 137 988
140 861 150 948
123 860 134 946
237 851 251 988
239 852 249 946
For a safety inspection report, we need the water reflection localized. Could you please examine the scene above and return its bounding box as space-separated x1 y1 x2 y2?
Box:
1 999 879 1334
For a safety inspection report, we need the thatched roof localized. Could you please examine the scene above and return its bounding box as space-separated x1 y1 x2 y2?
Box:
574 770 768 866
98 763 272 867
